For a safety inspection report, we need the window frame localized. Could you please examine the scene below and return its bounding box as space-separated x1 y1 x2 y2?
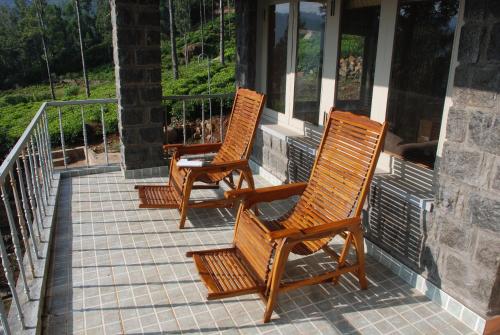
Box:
257 0 332 131
256 0 465 172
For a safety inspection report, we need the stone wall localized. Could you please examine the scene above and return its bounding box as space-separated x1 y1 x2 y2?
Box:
429 0 500 318
251 129 289 182
111 0 165 172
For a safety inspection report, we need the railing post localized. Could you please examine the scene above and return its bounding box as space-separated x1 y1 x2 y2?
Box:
34 126 50 201
1 183 30 299
18 156 41 258
209 97 213 140
43 110 54 176
100 105 109 166
220 97 224 141
0 219 24 328
37 122 52 189
81 106 89 167
22 149 43 240
58 107 68 168
29 139 46 216
201 99 205 144
0 296 11 335
9 168 36 276
182 101 187 145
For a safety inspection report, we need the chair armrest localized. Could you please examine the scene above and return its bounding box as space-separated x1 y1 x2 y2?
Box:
164 143 222 155
267 217 361 241
187 159 250 174
225 183 307 206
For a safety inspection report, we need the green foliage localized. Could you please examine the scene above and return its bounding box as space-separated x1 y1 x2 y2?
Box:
0 4 236 157
64 85 80 97
0 0 112 90
340 34 364 58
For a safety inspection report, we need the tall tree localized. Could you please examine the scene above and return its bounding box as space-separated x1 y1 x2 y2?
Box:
174 0 191 66
167 0 179 79
219 0 224 65
75 0 90 97
34 0 55 99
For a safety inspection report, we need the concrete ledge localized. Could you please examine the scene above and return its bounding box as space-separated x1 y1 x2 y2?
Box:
7 173 61 335
59 165 121 179
249 159 282 186
122 165 169 179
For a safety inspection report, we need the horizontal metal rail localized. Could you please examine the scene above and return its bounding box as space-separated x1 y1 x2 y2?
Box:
163 93 234 145
162 93 233 101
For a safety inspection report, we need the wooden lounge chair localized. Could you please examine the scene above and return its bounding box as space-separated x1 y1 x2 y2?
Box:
135 88 266 228
187 109 387 323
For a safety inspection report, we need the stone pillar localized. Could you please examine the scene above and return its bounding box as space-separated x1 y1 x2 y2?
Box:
430 0 500 319
235 0 257 89
111 0 165 174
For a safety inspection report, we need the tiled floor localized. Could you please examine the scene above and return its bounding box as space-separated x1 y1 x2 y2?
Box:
42 171 476 335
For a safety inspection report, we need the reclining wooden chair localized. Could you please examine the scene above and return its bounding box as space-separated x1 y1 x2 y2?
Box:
135 88 265 229
187 109 387 323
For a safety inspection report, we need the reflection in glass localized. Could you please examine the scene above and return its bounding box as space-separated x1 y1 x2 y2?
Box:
292 1 326 125
386 0 458 168
336 1 380 116
267 3 290 113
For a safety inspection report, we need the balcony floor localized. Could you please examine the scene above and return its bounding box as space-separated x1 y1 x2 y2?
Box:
41 171 475 335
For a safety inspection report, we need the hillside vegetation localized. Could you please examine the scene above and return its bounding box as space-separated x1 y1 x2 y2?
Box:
0 11 236 157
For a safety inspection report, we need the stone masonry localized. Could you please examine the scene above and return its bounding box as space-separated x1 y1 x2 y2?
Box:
111 0 165 172
429 0 500 318
252 129 289 182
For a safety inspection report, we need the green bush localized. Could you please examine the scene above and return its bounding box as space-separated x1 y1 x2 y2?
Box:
64 85 80 97
3 94 30 105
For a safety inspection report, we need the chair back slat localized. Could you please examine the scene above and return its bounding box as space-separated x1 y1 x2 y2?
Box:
212 88 266 164
288 109 387 254
234 211 276 284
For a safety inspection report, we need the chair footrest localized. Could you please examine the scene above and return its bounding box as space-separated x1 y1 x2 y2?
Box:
135 185 180 209
189 248 263 299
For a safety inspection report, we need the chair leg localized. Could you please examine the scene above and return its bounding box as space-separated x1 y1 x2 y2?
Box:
263 241 290 323
178 176 194 229
352 229 368 290
242 168 259 215
236 171 245 189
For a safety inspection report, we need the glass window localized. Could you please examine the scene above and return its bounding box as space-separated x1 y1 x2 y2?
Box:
292 1 326 125
335 0 380 116
266 3 290 114
385 0 459 168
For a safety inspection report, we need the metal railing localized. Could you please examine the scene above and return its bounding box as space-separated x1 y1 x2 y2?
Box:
163 93 234 145
0 98 116 334
0 93 234 332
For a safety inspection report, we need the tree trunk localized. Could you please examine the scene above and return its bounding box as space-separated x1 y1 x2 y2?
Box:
184 34 188 66
219 0 224 65
34 0 56 100
200 0 205 56
168 0 179 79
75 0 90 97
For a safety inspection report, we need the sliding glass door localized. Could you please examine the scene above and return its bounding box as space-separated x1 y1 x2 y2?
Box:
264 0 327 127
385 0 459 167
266 3 291 114
292 1 327 124
335 1 380 116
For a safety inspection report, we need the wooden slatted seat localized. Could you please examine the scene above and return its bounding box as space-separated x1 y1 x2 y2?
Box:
136 88 265 228
188 109 387 323
136 185 180 208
